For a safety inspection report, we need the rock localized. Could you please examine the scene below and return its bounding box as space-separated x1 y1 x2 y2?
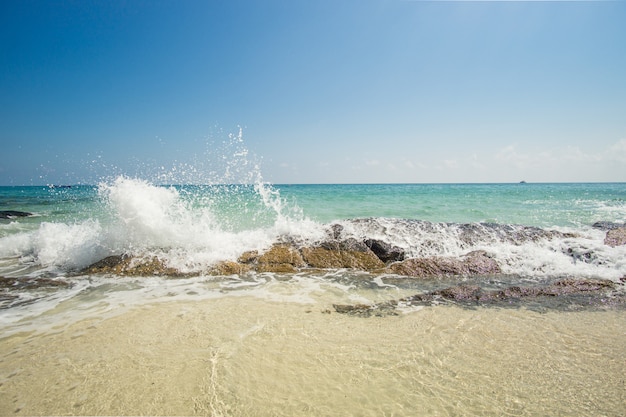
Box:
592 221 624 231
300 245 385 270
386 250 501 278
237 250 259 264
334 278 623 315
82 255 183 276
0 210 33 219
463 250 501 275
209 261 251 275
256 244 305 273
0 276 72 289
604 226 626 247
320 238 369 252
386 257 465 277
364 239 405 263
333 300 398 317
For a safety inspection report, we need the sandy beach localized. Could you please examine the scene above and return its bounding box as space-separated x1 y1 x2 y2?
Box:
1 296 624 416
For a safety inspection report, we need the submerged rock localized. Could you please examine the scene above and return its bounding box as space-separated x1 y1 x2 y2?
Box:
0 276 72 290
334 278 624 315
0 210 33 219
386 250 501 278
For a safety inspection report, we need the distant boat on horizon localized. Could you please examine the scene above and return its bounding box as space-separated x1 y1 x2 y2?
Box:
519 181 527 184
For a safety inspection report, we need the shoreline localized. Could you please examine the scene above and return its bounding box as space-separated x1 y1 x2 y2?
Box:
1 296 625 416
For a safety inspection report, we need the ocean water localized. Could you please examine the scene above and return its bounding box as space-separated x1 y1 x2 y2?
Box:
1 173 625 415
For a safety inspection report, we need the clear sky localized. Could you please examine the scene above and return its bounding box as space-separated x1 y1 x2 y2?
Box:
1 0 625 185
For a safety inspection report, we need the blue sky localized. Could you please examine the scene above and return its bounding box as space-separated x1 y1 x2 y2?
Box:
1 0 625 185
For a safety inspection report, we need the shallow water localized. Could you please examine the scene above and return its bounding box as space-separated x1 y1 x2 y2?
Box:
1 293 624 416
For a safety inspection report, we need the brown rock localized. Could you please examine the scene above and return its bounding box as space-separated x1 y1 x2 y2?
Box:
238 250 259 264
604 226 626 247
463 250 501 275
256 244 305 273
386 250 500 277
300 246 385 270
82 255 182 276
209 261 251 276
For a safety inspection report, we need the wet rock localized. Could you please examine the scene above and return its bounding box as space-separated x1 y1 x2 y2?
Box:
592 221 624 231
463 250 502 275
364 239 405 263
320 238 369 252
257 244 306 273
404 278 619 307
0 210 33 219
82 255 183 276
333 300 398 317
237 250 259 264
0 276 72 289
300 243 385 270
334 278 623 316
604 226 626 247
386 250 501 278
208 261 251 276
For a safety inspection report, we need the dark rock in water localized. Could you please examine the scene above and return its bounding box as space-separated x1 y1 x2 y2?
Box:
592 221 624 231
333 300 399 317
0 210 33 219
386 250 501 278
0 276 72 290
334 278 624 315
604 226 626 247
364 239 405 263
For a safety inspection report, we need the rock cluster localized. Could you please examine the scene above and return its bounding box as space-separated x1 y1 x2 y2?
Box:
81 237 503 279
80 220 626 278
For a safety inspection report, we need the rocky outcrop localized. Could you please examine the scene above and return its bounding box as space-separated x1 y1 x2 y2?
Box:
333 278 624 315
604 226 626 247
81 241 505 278
386 250 501 278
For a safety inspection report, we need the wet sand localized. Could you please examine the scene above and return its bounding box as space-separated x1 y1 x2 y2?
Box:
1 297 625 416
